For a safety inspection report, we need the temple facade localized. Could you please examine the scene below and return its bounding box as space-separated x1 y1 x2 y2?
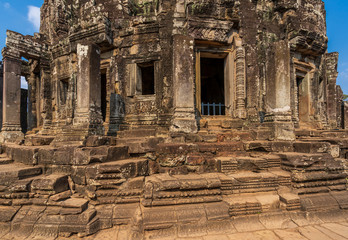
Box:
1 1 348 238
0 0 345 143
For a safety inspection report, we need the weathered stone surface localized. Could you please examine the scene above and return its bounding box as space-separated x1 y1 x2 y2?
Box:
0 0 347 239
31 174 69 194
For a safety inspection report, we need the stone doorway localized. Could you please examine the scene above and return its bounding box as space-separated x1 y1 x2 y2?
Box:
296 76 305 123
196 51 228 116
200 57 225 115
20 88 28 133
294 60 314 128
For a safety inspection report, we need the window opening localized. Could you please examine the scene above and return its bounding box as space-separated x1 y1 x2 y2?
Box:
139 62 155 95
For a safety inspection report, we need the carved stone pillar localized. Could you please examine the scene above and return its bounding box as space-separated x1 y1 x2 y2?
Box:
0 48 24 142
108 93 124 136
264 41 295 140
73 43 103 135
39 63 52 134
170 35 198 133
235 46 246 119
27 72 38 131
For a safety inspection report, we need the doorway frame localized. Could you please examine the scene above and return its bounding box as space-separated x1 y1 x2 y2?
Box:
293 58 315 127
195 40 233 117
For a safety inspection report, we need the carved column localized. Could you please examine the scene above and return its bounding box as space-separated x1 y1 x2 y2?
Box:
27 72 37 131
39 61 52 134
170 35 198 133
264 40 295 140
235 46 246 119
73 43 103 135
0 48 24 142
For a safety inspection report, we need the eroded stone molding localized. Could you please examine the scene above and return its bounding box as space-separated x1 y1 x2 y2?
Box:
235 46 246 119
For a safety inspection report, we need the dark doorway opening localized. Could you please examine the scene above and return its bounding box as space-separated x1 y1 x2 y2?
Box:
139 62 155 95
59 79 69 106
20 89 28 133
200 57 225 115
296 76 304 122
101 72 107 122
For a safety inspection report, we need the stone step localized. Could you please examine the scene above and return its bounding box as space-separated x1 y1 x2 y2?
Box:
31 174 70 195
117 137 163 154
74 146 129 165
216 154 281 173
86 158 149 186
117 129 157 138
219 169 291 194
245 140 331 154
142 173 223 207
156 141 244 155
5 199 97 237
300 192 343 212
278 191 301 211
278 152 339 171
24 135 55 146
291 171 347 194
0 163 42 184
0 154 13 165
224 192 280 216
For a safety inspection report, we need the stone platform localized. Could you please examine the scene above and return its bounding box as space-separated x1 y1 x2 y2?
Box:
0 129 347 239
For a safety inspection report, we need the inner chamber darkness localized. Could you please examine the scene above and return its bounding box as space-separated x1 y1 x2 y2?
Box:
101 73 107 122
140 63 155 95
200 57 225 115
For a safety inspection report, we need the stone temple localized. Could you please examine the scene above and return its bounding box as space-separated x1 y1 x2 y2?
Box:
0 0 348 238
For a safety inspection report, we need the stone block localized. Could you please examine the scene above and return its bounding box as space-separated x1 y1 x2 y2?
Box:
330 191 348 209
59 198 88 214
112 203 139 225
175 204 206 222
63 208 96 224
49 190 72 202
204 202 230 220
293 141 330 153
143 206 177 230
31 175 69 194
85 136 113 147
300 193 340 211
38 146 75 166
107 146 129 161
71 166 87 185
8 145 39 165
198 142 244 153
156 143 199 154
31 224 59 238
186 153 206 165
0 206 20 222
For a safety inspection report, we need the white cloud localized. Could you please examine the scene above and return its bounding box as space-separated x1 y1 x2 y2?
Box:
4 2 10 9
27 6 40 31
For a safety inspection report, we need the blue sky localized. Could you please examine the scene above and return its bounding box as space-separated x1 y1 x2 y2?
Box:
1 0 348 93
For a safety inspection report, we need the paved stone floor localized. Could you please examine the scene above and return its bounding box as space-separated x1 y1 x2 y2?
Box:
86 221 348 240
2 211 348 239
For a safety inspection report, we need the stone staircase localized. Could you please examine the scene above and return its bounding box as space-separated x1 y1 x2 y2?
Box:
116 128 165 155
0 129 347 238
